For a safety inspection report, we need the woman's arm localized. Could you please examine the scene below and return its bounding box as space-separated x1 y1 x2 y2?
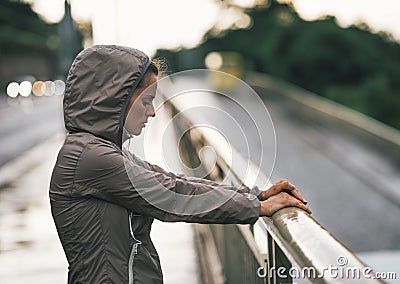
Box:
145 161 260 196
139 155 311 215
74 141 311 224
74 141 260 224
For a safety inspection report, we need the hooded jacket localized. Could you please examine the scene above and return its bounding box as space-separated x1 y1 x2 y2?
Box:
49 45 260 284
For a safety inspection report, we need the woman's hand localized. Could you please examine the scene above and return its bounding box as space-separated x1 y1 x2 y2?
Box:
259 179 312 217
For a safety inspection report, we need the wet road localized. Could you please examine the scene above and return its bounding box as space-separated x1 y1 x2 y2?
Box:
0 96 65 283
0 135 68 283
0 95 64 167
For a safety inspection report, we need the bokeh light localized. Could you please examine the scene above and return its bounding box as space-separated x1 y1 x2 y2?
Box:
6 82 19 98
205 52 223 70
19 81 32 97
32 81 44 96
43 81 55 96
54 80 66 96
6 79 66 98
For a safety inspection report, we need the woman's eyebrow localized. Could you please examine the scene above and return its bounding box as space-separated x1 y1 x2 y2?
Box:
142 94 156 99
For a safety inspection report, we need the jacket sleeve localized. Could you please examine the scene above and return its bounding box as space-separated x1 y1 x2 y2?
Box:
146 162 262 197
73 140 260 224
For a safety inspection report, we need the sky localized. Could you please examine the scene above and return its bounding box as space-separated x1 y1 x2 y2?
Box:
27 0 400 56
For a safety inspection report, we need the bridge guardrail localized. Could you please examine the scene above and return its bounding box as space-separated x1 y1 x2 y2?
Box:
247 72 400 155
158 75 383 284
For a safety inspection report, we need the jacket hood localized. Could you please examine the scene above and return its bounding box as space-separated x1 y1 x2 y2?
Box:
63 45 150 147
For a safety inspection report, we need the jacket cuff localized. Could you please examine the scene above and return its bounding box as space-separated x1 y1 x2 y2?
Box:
253 186 263 201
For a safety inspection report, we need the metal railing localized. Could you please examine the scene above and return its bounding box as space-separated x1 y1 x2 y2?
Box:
247 72 400 161
158 76 382 284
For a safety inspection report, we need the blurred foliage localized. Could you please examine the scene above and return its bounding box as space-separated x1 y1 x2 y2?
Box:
0 0 59 49
156 0 400 129
0 0 84 81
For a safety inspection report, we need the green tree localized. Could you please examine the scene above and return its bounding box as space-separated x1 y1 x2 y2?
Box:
0 0 58 49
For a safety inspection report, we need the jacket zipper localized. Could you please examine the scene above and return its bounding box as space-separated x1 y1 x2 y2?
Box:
128 211 142 284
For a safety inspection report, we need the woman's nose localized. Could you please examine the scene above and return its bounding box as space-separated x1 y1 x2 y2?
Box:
147 104 155 117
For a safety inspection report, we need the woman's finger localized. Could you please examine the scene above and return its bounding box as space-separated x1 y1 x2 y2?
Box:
263 180 307 204
287 194 312 214
259 192 312 216
285 188 307 204
265 180 294 197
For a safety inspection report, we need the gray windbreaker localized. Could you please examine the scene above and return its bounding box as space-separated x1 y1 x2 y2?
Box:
50 45 260 284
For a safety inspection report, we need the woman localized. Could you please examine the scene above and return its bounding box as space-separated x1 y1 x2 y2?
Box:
50 45 311 284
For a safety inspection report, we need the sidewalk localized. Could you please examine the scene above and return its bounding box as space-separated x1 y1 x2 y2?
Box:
0 133 67 283
0 133 199 284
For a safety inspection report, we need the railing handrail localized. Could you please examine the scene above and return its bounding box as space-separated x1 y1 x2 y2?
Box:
247 71 400 147
158 74 382 283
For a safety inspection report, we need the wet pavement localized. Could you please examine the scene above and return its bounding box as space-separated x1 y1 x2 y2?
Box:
0 95 64 167
0 134 67 283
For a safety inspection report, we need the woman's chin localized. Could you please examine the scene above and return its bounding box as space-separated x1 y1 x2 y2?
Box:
125 126 142 136
133 127 144 136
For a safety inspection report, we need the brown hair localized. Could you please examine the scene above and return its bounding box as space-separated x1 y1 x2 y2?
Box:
148 59 160 75
138 58 166 88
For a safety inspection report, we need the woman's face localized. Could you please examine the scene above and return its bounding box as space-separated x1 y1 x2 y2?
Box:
124 72 158 135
